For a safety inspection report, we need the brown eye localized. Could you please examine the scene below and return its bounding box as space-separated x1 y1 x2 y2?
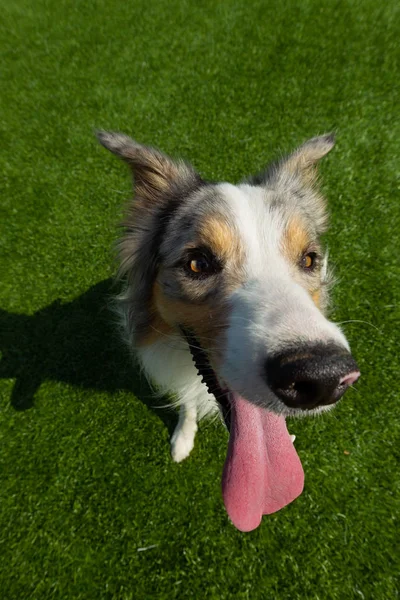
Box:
301 252 317 270
184 250 221 278
190 257 209 273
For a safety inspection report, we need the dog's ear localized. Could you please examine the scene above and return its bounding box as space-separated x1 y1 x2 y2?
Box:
250 134 335 188
247 134 335 234
280 134 335 184
268 134 335 188
96 130 198 203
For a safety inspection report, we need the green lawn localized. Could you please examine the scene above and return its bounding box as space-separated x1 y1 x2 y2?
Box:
1 0 399 598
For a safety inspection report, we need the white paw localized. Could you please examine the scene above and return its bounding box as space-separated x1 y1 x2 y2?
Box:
290 434 296 443
170 429 196 463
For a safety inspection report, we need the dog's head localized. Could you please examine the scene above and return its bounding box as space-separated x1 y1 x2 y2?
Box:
98 130 358 414
98 131 360 530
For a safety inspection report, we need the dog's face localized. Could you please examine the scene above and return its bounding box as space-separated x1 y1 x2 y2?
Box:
98 131 359 419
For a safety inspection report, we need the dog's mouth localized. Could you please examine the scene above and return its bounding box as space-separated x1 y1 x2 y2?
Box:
222 392 304 532
181 327 304 532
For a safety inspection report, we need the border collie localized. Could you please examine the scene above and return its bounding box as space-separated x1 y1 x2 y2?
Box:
97 131 360 532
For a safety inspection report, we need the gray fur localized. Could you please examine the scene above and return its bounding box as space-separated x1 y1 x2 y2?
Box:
246 134 335 233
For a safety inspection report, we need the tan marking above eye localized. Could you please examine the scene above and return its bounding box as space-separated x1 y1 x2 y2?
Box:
282 216 311 263
198 215 243 264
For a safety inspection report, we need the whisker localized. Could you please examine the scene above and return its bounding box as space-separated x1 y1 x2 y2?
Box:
334 319 382 333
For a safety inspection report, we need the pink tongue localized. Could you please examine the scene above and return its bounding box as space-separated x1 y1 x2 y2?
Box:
222 394 304 532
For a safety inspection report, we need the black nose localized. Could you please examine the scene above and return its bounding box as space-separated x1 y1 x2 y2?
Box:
265 343 360 410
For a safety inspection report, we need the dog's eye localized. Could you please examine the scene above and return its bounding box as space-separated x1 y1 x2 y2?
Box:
184 251 220 278
190 257 210 273
301 252 317 270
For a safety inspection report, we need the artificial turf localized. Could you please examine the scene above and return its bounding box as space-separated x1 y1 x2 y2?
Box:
1 0 399 598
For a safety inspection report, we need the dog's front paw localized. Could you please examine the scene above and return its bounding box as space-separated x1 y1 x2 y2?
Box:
170 429 196 463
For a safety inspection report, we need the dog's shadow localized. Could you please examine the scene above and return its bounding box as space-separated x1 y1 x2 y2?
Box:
0 279 177 433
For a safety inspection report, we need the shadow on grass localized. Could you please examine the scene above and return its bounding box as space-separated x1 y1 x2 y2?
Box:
0 279 178 433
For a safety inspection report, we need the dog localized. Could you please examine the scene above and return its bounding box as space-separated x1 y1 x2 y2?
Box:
97 131 360 532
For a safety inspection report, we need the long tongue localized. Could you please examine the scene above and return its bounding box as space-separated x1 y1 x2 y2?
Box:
222 394 304 532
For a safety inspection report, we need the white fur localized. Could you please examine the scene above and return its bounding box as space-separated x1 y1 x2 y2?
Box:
170 404 198 462
137 334 218 462
218 184 349 416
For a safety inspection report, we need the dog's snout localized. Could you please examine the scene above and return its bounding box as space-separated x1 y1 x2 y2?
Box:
265 343 360 410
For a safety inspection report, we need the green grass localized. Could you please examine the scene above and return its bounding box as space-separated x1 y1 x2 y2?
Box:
1 0 399 598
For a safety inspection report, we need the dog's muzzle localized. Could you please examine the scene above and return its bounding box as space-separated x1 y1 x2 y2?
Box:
265 343 360 410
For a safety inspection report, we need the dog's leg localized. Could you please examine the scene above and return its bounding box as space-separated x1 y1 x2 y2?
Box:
170 403 198 463
137 336 218 461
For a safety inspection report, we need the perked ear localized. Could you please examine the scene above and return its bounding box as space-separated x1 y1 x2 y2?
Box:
281 134 335 183
96 130 197 202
